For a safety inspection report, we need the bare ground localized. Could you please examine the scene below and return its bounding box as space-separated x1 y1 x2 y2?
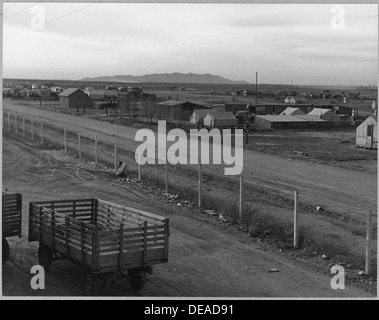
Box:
1 100 377 297
1 134 374 297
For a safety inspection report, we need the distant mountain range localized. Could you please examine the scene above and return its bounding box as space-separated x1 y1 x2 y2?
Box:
80 73 250 84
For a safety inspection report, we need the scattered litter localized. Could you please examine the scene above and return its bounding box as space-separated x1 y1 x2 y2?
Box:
204 209 217 216
267 269 279 273
321 254 328 260
115 161 127 176
316 206 324 212
293 151 308 156
337 139 349 144
358 271 365 276
177 203 182 207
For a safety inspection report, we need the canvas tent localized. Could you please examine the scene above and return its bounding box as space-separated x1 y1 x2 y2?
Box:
190 109 210 124
307 108 340 122
203 112 238 128
280 107 306 116
356 115 377 149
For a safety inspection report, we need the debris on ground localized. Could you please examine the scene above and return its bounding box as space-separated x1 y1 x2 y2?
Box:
337 140 349 144
321 254 328 260
316 206 324 212
293 151 308 156
267 268 279 273
204 209 217 216
115 161 127 176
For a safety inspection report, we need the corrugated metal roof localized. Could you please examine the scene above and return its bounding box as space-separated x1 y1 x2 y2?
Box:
158 100 190 107
295 115 328 122
256 115 327 123
158 100 210 109
59 88 83 97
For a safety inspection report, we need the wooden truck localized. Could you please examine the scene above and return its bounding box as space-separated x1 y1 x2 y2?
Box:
2 192 22 264
28 198 170 295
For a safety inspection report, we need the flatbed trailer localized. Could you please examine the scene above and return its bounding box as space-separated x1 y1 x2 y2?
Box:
28 198 169 295
2 192 22 264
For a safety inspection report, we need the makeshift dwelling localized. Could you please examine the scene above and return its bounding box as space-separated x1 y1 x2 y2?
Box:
254 115 328 130
203 112 238 128
307 108 340 122
280 107 306 116
157 100 208 122
356 115 377 149
59 88 92 110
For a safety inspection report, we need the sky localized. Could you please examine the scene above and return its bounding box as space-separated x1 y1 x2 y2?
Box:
2 2 378 86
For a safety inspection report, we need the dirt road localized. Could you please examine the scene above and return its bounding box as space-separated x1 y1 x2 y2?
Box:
4 101 376 221
1 133 373 297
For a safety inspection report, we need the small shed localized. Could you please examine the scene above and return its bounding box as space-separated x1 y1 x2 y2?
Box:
203 112 238 128
59 88 93 110
307 108 340 122
356 115 377 149
280 107 306 116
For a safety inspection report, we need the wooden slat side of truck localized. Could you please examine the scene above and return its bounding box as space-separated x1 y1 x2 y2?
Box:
28 198 169 295
2 192 22 264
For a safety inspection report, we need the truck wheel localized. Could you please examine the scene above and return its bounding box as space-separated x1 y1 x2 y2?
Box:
2 238 10 264
38 244 53 271
129 271 146 291
82 270 102 296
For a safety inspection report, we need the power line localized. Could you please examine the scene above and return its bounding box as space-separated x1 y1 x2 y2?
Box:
3 4 95 39
3 3 35 20
44 3 95 27
4 3 18 11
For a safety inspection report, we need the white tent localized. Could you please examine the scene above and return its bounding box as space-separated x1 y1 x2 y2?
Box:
190 109 210 124
280 107 305 116
307 108 340 122
203 112 238 128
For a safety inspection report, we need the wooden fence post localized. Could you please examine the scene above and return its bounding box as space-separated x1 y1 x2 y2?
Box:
94 135 98 165
198 161 202 207
40 121 43 144
15 113 17 134
22 116 25 137
64 126 67 153
7 111 10 131
165 157 169 193
239 173 244 222
138 148 141 181
78 133 82 159
294 190 299 249
31 118 34 140
365 210 372 275
114 140 118 173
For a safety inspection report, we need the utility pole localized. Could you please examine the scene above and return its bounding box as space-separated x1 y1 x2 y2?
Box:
255 72 258 104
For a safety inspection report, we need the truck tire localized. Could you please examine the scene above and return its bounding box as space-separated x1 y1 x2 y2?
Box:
82 270 102 296
38 244 53 271
129 271 146 291
2 238 9 264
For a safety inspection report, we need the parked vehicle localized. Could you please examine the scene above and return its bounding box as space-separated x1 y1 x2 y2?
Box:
28 198 170 295
2 192 22 264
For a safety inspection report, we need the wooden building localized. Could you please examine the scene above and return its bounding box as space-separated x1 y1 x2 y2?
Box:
59 88 93 111
356 115 377 149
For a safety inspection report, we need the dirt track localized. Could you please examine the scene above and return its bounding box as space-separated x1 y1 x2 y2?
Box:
2 132 373 297
4 101 376 221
